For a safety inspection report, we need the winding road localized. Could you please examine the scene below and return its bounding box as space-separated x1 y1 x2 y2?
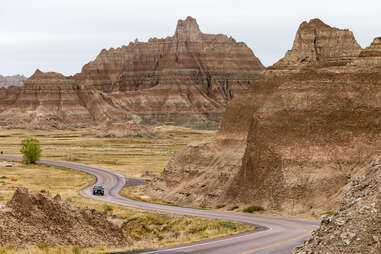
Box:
0 155 319 254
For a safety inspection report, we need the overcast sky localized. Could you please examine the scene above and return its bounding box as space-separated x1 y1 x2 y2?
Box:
1 0 380 77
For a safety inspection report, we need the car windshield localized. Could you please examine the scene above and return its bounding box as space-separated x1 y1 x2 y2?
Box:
93 186 104 190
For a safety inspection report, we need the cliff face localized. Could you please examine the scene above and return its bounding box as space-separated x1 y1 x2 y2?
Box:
0 74 26 88
0 17 263 129
148 19 381 213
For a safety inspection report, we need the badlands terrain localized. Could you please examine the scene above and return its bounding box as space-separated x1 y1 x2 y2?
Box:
148 18 381 216
0 17 263 130
0 16 380 254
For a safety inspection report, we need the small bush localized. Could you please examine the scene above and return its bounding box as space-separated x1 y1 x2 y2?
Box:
72 246 81 254
243 205 265 213
103 205 113 215
228 205 239 211
218 221 237 231
321 210 334 216
216 204 226 209
40 189 47 193
37 242 49 250
20 138 41 164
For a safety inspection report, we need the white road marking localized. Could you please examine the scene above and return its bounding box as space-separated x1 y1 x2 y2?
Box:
141 227 272 254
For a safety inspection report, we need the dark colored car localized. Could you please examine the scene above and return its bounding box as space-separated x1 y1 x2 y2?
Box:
92 185 104 196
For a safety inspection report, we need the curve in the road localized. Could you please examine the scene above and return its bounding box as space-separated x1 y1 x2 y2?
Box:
0 155 319 254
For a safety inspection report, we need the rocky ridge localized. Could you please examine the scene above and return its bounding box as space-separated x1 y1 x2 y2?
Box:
147 19 381 213
293 159 381 254
0 17 264 129
0 188 129 248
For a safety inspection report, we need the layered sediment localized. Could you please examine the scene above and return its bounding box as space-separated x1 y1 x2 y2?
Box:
148 19 381 213
0 17 263 129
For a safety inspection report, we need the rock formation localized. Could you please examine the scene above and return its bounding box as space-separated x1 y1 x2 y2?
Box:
0 188 129 248
293 159 381 254
147 19 381 213
351 37 381 67
272 18 362 68
0 74 26 88
0 17 264 129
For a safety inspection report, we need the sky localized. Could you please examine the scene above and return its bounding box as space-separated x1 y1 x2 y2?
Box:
1 0 380 77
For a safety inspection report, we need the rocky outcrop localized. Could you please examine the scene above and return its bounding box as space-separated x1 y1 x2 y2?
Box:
0 188 129 248
351 37 381 67
0 70 118 129
0 17 264 129
293 159 381 254
147 19 381 213
0 74 26 88
272 19 362 68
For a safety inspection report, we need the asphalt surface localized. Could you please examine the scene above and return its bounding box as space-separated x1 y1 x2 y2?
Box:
0 155 320 254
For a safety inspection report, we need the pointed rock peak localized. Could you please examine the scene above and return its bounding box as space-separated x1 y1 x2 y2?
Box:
370 37 381 47
34 69 43 75
308 18 329 27
175 16 201 40
298 18 331 32
29 69 65 80
272 18 361 68
29 69 44 79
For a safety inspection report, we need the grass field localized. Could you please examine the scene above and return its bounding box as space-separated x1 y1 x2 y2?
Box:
0 126 254 253
0 126 214 178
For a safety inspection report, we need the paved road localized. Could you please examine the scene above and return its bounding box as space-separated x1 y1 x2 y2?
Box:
0 155 319 254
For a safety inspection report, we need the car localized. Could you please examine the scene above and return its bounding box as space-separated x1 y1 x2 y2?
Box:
92 185 104 196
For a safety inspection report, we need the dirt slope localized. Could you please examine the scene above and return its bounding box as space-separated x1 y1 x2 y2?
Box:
0 188 129 248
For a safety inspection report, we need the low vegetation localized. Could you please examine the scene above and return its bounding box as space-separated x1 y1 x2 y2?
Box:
0 126 214 177
0 126 254 253
242 205 265 213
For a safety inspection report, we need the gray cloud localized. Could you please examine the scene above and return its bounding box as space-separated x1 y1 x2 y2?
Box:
1 0 380 76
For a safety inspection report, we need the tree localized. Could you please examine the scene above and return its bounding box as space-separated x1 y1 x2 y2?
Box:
20 138 41 164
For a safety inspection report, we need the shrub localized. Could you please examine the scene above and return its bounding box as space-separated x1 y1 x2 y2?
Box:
72 246 81 254
20 138 41 164
321 210 334 216
103 205 113 215
36 242 49 250
228 205 239 211
243 205 265 213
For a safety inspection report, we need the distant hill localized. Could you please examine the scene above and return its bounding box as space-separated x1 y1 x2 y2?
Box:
0 74 26 88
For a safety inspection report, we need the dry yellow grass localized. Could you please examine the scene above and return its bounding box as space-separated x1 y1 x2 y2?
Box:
0 126 254 253
0 126 214 178
0 161 93 202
